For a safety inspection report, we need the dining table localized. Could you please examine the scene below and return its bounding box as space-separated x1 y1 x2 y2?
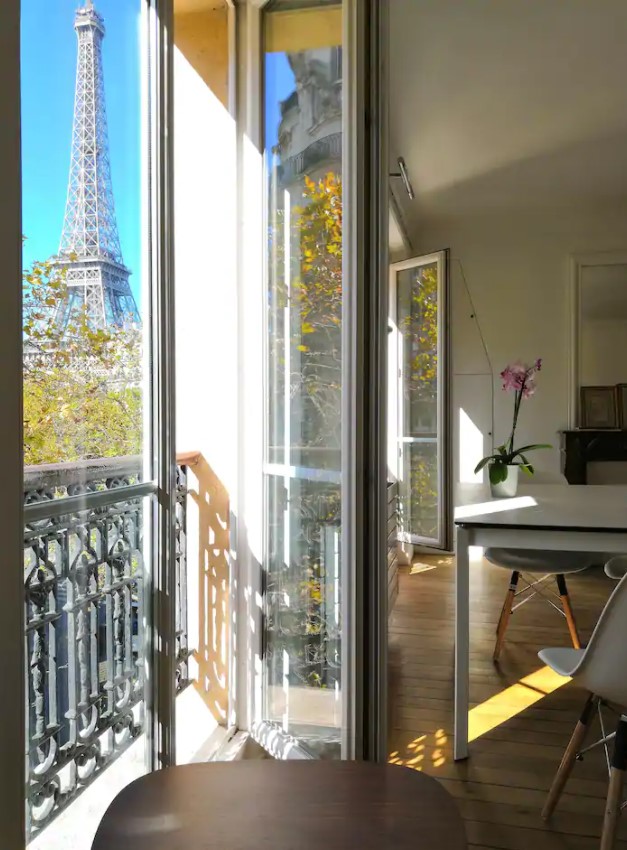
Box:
91 761 468 849
454 482 627 760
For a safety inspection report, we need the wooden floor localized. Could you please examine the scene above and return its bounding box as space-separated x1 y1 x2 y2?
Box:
388 553 627 849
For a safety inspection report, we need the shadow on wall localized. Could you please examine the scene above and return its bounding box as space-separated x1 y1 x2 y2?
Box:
174 2 229 109
187 454 230 726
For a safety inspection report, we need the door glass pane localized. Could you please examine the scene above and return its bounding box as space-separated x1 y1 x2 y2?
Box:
22 0 146 475
264 0 344 757
21 1 151 845
397 261 442 545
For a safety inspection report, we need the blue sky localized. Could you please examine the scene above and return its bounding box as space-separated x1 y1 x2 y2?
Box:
20 1 295 304
21 0 142 299
265 52 295 153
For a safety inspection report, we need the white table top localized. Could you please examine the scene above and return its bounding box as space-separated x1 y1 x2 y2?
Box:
455 483 627 532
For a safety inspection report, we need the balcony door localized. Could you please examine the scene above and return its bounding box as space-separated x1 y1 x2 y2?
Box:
262 0 345 759
20 1 176 846
257 0 389 760
390 252 451 550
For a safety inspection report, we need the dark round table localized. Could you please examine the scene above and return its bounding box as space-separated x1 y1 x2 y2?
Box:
92 761 467 849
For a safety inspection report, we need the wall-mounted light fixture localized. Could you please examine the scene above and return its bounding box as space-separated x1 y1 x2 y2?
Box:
390 156 415 200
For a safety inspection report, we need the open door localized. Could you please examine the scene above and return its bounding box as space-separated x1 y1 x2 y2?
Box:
389 251 450 550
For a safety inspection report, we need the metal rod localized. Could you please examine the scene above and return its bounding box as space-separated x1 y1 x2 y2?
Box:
598 702 612 775
389 156 414 200
24 482 156 523
578 731 616 758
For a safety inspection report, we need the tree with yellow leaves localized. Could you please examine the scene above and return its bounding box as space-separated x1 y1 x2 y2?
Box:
23 254 142 466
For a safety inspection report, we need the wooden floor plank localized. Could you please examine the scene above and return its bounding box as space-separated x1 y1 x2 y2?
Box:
388 555 621 850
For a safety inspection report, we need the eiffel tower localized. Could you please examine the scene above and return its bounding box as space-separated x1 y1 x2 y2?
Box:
55 0 139 330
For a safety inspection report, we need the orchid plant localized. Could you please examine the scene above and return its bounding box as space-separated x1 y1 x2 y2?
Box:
474 359 552 485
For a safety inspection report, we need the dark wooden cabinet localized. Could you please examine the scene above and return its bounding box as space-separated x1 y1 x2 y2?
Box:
562 429 627 484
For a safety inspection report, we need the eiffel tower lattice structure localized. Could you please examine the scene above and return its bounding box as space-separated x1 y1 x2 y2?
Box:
55 0 139 331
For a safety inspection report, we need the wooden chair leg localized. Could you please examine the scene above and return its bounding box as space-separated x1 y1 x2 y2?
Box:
493 571 520 662
542 694 596 820
600 717 627 850
555 574 582 649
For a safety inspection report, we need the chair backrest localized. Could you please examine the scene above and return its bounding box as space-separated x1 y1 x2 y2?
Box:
577 571 627 707
605 555 627 580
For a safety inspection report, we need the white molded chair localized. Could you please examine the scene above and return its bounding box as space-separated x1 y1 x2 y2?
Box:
604 556 627 581
485 548 597 661
540 558 627 850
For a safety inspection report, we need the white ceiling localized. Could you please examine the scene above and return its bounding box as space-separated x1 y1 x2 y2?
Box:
389 0 627 231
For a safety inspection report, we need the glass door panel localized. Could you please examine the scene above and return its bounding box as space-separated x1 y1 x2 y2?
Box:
263 0 344 758
391 252 449 549
21 1 158 845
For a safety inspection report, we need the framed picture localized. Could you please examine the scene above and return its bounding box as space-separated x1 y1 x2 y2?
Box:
580 386 618 429
617 385 627 430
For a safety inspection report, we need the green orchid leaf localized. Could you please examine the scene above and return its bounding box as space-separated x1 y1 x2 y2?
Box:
474 456 497 474
512 443 552 455
489 462 508 485
517 453 535 475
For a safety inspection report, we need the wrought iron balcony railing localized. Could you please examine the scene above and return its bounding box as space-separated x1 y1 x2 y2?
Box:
278 132 342 184
24 456 190 838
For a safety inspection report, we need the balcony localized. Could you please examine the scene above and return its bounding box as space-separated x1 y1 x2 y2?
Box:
24 455 192 848
278 132 342 185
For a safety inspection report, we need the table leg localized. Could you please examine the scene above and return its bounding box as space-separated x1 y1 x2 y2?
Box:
454 525 470 760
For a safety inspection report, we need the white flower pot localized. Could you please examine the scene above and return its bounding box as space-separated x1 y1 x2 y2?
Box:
490 464 519 498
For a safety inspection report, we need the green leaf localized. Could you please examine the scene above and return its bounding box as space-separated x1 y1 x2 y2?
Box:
512 443 552 455
518 454 535 476
474 456 498 474
489 461 508 485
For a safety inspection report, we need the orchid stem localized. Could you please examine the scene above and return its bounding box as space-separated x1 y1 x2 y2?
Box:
508 377 526 458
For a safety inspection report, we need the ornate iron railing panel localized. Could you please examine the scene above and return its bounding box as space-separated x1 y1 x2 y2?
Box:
175 464 190 693
265 475 342 692
24 457 190 838
278 132 342 184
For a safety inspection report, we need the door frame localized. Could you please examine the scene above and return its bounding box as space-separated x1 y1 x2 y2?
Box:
0 0 25 843
148 0 178 770
349 0 390 762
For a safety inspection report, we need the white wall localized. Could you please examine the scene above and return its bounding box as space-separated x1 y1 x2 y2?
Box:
413 203 627 480
581 318 627 386
174 44 237 489
173 11 237 750
389 198 411 262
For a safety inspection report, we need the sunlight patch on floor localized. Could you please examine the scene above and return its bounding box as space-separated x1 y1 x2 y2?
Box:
388 668 569 772
409 563 438 575
468 665 570 742
409 555 453 576
388 728 449 771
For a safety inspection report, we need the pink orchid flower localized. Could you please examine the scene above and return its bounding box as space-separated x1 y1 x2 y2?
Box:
475 357 549 477
501 358 542 394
